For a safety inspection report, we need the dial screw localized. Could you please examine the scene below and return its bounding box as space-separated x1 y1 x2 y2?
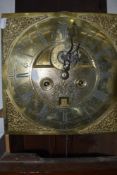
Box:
40 78 53 91
61 71 69 80
75 79 87 88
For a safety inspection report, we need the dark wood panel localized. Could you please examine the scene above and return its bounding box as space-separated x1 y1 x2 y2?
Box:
0 136 5 157
15 0 107 12
9 133 117 157
68 134 117 156
0 110 3 118
9 135 24 153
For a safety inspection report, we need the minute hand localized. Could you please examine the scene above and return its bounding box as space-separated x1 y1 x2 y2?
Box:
61 22 80 80
63 23 80 70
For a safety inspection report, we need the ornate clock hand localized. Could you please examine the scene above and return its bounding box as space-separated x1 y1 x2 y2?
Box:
61 22 80 80
67 21 81 64
61 43 80 79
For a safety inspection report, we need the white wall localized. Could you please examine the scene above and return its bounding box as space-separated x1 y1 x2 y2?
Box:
0 16 4 137
107 0 117 14
0 0 15 13
0 0 117 137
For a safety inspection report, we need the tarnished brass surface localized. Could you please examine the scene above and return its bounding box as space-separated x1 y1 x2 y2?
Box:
2 12 117 134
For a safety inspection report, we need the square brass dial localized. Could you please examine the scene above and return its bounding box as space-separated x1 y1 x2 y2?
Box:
2 12 117 135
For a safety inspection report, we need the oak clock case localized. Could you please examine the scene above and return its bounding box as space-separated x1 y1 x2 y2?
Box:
2 13 117 135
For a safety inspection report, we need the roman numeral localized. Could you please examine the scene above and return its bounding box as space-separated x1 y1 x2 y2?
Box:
38 33 48 46
16 73 29 78
93 90 108 102
100 71 111 79
21 92 33 101
8 73 14 78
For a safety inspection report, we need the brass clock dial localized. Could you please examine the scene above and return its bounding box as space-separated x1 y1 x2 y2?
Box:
4 13 117 134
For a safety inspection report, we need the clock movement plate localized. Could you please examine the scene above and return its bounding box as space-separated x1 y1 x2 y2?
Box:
2 12 117 134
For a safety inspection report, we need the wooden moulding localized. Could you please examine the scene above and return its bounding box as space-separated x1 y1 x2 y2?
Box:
0 152 117 174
